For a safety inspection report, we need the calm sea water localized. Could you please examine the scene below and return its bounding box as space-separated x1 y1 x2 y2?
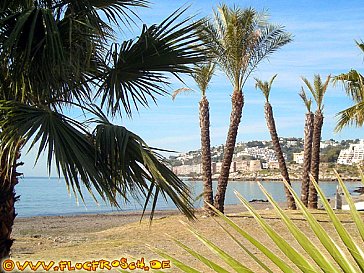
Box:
15 177 363 218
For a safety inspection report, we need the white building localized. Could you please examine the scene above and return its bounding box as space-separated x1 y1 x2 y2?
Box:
337 140 364 165
293 151 304 164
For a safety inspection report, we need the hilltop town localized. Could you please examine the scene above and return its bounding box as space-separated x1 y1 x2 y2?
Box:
169 138 363 181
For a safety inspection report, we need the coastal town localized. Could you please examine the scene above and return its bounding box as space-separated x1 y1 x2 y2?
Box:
170 138 364 181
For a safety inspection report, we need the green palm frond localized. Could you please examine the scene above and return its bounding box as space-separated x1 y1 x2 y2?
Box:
93 119 195 220
333 70 364 103
356 40 364 53
333 40 364 131
335 100 364 132
88 0 148 26
193 62 216 96
302 74 330 111
0 100 117 205
247 25 291 85
299 87 312 112
0 101 195 219
96 7 207 116
0 3 102 105
254 74 277 101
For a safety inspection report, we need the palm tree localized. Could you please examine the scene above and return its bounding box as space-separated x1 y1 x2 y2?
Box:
0 1 206 259
255 75 296 210
333 41 364 131
301 75 330 209
299 89 314 207
200 4 292 213
172 62 216 215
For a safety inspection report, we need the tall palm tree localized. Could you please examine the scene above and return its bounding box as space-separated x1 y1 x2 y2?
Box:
255 75 296 210
333 41 364 131
301 75 330 209
200 4 292 212
299 89 314 207
172 62 216 214
0 0 206 259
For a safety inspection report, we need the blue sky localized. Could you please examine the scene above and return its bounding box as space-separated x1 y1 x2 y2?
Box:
22 0 364 176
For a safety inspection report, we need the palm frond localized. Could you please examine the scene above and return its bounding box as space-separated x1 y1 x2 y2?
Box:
333 70 364 103
192 62 216 95
171 88 195 101
245 25 291 87
355 40 364 54
254 74 277 101
299 87 312 112
96 7 207 117
93 119 195 220
0 100 195 219
0 100 118 205
0 4 106 106
302 74 330 111
88 0 149 27
335 100 364 132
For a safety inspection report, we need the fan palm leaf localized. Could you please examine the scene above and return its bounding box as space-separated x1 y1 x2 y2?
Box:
0 101 195 219
97 7 206 116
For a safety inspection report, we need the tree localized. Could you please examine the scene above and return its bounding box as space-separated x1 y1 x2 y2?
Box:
201 4 292 213
299 89 314 207
333 41 364 131
255 75 296 209
302 75 330 209
0 0 206 259
172 62 216 214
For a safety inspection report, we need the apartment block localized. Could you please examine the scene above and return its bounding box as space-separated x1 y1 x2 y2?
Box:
337 140 364 165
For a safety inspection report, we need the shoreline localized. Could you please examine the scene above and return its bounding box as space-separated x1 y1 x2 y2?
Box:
13 202 271 220
185 177 363 182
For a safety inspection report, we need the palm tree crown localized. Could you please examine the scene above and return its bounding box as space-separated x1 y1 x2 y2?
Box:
254 74 277 101
301 75 331 111
202 5 292 91
193 62 216 96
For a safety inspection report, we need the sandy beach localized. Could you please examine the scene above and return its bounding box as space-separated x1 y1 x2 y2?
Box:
8 201 362 273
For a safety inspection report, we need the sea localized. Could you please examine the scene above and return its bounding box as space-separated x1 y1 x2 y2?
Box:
15 177 363 218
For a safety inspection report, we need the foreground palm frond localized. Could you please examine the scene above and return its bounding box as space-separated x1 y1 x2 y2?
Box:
97 7 206 117
0 101 195 219
157 170 364 272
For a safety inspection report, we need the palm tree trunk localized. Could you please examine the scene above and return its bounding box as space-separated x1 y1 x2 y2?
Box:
214 90 243 213
301 112 314 207
0 145 23 259
265 102 296 210
309 110 323 209
199 96 213 214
